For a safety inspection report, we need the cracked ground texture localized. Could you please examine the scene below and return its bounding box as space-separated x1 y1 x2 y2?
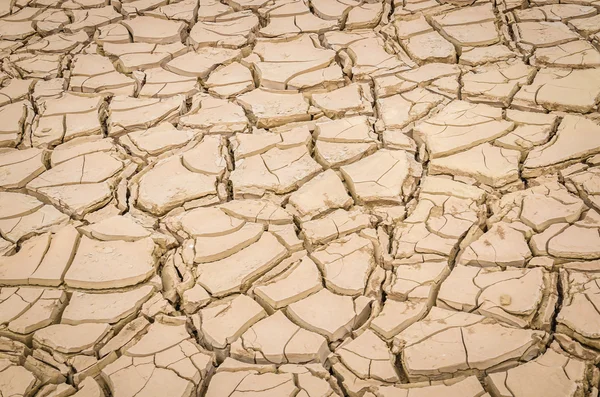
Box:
0 0 600 395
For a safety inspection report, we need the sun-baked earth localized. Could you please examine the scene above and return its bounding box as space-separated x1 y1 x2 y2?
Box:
0 0 600 395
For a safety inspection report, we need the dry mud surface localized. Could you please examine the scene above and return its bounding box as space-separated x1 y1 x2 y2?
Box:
0 0 600 395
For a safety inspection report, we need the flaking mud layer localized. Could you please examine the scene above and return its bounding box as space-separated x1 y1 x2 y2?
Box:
0 0 600 395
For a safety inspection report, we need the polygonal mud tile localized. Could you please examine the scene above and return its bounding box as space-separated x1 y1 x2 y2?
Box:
104 42 188 73
138 67 199 98
121 16 186 44
230 133 322 197
69 54 137 96
0 287 67 338
31 92 105 147
523 115 600 177
395 17 457 65
340 149 422 205
189 11 259 48
230 310 330 364
205 62 255 98
428 143 520 188
286 288 372 341
438 265 558 330
395 307 546 382
0 192 68 243
431 4 501 48
313 116 379 168
27 151 129 217
65 6 123 34
377 88 446 131
413 100 513 159
107 95 184 136
237 89 310 128
557 263 600 350
179 94 248 134
165 47 241 80
130 136 227 216
374 62 460 98
0 148 46 189
513 68 600 113
287 169 353 222
102 317 214 397
486 343 592 397
204 359 342 397
461 59 536 107
311 233 376 296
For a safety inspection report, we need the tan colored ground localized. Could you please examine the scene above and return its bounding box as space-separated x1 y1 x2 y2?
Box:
0 0 600 395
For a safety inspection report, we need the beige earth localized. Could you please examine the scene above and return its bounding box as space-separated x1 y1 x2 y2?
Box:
0 0 600 395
